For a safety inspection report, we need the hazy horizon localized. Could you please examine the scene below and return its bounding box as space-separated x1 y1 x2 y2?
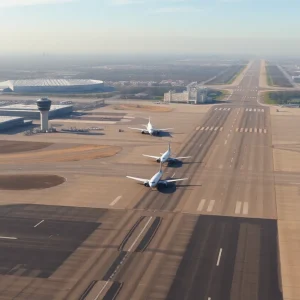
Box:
0 0 300 56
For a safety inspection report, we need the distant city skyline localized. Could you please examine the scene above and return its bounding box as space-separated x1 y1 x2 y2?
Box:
0 0 299 55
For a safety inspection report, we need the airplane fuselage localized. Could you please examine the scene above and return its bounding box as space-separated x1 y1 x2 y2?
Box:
149 170 163 188
159 149 171 163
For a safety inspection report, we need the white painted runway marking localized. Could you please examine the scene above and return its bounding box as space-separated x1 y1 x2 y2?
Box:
171 173 176 178
34 220 44 228
259 128 262 133
240 128 244 132
0 236 17 240
235 201 242 214
250 128 253 133
216 248 223 266
207 200 215 212
201 127 205 131
264 129 267 133
254 128 257 133
262 109 264 112
196 126 200 131
197 199 206 212
220 127 223 132
254 109 256 112
235 128 239 132
245 128 248 133
231 158 234 162
94 281 109 300
210 127 214 131
128 217 153 252
249 108 252 112
110 196 122 206
214 127 219 131
243 202 249 215
224 140 227 145
205 127 210 131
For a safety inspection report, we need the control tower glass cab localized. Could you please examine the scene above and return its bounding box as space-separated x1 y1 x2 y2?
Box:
36 98 52 131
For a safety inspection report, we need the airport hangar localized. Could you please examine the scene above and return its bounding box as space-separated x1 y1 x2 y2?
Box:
0 104 73 119
0 79 106 94
0 116 32 131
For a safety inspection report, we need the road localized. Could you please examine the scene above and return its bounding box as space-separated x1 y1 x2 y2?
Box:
0 61 284 300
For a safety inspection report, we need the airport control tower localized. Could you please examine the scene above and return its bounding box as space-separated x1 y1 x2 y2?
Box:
36 97 52 131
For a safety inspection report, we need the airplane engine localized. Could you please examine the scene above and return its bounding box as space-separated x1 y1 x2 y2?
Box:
156 159 161 163
141 131 145 134
144 182 150 187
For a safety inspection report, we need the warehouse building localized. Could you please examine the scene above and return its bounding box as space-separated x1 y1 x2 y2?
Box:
0 116 32 131
164 87 209 104
0 104 73 119
0 79 109 94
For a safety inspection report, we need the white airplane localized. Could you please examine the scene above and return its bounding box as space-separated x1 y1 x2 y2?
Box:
143 143 191 164
129 117 173 136
126 163 188 188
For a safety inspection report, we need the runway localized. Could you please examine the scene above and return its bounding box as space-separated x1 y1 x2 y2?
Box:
0 61 284 299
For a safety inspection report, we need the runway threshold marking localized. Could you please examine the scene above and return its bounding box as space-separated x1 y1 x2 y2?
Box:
0 236 17 240
243 202 249 215
207 200 215 212
34 220 44 228
216 248 223 266
235 201 242 214
128 217 153 252
197 199 206 212
110 196 122 206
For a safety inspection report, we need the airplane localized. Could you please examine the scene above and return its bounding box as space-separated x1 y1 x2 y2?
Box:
126 163 188 188
128 117 173 136
143 143 191 164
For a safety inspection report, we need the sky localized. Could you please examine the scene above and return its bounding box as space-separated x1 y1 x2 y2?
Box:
0 0 300 56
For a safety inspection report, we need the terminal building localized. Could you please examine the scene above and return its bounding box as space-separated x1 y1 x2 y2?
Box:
0 79 109 94
164 87 209 104
0 116 32 131
0 103 73 119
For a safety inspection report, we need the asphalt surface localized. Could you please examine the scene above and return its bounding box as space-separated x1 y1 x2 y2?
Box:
0 61 284 300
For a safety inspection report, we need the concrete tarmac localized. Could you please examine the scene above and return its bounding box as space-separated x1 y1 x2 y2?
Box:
0 60 283 299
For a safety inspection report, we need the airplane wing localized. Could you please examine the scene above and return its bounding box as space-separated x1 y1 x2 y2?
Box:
160 178 188 183
143 154 160 159
174 156 192 160
156 128 173 132
126 176 148 183
128 127 147 131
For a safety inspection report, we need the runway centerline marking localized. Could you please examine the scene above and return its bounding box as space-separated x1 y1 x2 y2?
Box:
128 217 153 252
207 200 215 212
197 199 206 212
235 201 242 214
216 248 223 266
110 196 122 206
0 236 17 240
94 281 109 300
34 220 44 228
